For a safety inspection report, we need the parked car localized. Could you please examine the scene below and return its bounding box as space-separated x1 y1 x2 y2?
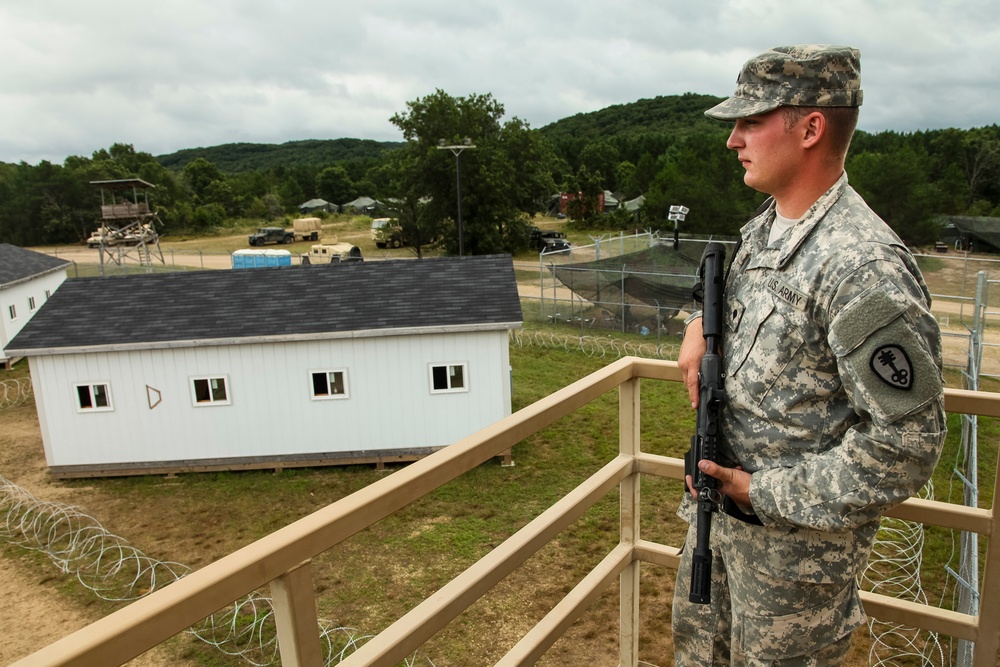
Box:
249 227 294 246
86 226 122 248
530 227 571 253
300 242 363 264
371 217 404 248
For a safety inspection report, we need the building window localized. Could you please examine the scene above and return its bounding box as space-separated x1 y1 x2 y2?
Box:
76 383 113 412
311 370 349 400
28 296 36 311
45 289 51 300
8 304 16 320
430 363 468 394
191 376 230 406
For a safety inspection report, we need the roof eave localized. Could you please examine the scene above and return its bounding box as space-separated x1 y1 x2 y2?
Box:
7 321 523 358
0 263 70 290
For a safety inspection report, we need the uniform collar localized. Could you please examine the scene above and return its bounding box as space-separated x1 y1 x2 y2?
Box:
740 173 849 270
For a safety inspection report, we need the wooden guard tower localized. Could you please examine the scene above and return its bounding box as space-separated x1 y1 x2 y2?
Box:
89 178 164 273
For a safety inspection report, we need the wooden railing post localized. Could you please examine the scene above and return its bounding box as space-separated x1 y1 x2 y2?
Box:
973 445 1000 667
620 376 641 666
270 560 323 667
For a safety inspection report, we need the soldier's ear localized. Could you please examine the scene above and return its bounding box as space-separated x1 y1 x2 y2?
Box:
801 112 826 148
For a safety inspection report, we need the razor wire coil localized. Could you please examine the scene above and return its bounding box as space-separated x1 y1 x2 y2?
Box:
1 474 433 666
861 482 944 666
510 329 680 361
0 377 33 412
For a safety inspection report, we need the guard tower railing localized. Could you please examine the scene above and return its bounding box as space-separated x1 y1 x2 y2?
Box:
11 358 1000 667
100 202 151 219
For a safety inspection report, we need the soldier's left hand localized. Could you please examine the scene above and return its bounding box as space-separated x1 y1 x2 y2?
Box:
697 460 752 508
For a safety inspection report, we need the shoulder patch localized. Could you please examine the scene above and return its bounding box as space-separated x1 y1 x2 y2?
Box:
869 345 913 390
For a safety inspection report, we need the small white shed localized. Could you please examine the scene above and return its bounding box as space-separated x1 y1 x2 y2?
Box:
7 255 522 478
0 244 70 369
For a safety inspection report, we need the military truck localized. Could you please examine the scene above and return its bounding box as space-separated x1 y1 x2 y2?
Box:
292 217 322 241
300 242 363 264
371 217 404 248
87 226 123 248
249 226 294 246
529 226 571 253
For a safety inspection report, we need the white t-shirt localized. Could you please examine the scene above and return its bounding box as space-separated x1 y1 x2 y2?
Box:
769 210 799 246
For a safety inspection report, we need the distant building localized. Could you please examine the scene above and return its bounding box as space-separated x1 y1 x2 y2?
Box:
298 198 334 214
0 244 70 368
624 195 645 212
939 215 1000 254
342 196 383 215
559 191 605 216
8 255 522 478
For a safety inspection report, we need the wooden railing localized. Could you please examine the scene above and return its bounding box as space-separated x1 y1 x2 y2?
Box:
11 358 1000 666
100 203 150 219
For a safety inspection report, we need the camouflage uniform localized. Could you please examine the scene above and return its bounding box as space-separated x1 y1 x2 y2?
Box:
672 45 947 666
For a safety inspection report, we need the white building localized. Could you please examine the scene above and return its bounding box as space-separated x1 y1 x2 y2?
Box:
0 244 70 369
8 255 522 478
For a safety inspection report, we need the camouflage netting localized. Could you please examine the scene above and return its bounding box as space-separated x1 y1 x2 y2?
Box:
550 240 720 332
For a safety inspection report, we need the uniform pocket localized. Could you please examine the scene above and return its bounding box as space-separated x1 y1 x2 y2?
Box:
736 580 865 662
727 518 860 584
727 301 805 410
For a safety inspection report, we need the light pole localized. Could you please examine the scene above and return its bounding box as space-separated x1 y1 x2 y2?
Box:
437 138 476 256
668 204 689 250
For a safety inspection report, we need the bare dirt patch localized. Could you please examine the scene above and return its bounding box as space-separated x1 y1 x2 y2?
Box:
0 403 198 665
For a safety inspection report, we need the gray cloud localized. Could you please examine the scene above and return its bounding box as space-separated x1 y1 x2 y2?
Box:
1 0 998 164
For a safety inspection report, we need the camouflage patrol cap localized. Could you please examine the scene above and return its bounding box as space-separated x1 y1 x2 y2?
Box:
705 45 863 120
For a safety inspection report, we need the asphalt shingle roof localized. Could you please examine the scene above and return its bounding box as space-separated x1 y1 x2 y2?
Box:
0 244 71 287
8 254 522 354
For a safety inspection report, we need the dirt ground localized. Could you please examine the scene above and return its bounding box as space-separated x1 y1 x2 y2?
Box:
0 402 196 666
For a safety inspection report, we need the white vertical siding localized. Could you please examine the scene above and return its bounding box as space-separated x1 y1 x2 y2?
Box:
33 330 514 468
1 269 68 360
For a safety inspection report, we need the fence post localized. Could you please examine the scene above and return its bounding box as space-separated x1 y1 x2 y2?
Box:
270 560 323 667
619 376 641 666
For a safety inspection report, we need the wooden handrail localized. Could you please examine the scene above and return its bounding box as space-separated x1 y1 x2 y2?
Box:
11 358 1000 667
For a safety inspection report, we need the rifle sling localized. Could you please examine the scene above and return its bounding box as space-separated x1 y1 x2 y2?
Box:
721 496 764 526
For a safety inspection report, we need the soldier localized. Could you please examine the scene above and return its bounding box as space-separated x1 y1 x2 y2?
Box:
672 45 947 665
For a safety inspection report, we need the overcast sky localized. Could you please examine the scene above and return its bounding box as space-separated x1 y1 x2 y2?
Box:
2 0 998 166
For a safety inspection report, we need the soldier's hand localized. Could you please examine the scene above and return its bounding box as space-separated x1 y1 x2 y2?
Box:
698 460 752 508
677 316 706 408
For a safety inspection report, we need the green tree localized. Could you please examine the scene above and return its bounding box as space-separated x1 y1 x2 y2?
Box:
316 165 355 205
848 145 942 244
615 161 638 198
644 130 756 235
277 175 306 212
182 157 226 203
389 89 556 255
563 164 605 228
578 141 620 190
383 150 442 258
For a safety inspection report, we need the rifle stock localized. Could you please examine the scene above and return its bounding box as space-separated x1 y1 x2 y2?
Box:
685 242 726 605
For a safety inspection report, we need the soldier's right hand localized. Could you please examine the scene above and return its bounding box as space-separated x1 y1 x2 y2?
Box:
678 316 707 408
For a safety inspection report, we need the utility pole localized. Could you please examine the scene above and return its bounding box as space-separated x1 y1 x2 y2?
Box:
437 138 476 256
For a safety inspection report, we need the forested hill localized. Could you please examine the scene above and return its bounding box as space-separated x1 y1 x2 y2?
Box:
157 138 403 173
155 94 726 173
537 93 727 143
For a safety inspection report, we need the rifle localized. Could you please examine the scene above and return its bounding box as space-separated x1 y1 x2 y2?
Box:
684 242 727 605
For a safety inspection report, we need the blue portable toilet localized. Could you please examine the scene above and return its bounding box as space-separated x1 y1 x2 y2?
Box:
233 249 291 269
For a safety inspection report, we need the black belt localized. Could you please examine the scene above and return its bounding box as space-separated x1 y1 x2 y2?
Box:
721 496 763 526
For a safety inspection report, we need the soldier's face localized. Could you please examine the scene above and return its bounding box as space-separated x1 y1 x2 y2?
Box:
726 109 802 197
